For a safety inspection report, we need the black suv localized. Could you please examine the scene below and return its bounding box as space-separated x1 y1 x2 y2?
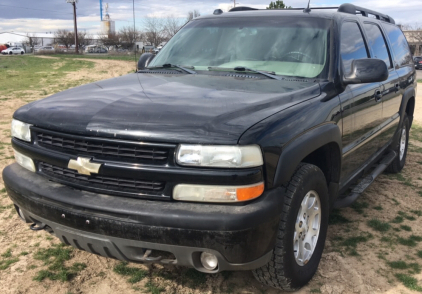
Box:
3 3 417 291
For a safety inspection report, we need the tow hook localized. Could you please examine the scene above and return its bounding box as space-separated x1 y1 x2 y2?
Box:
30 223 47 231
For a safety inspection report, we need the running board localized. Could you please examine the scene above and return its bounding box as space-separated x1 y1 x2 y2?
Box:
334 151 397 209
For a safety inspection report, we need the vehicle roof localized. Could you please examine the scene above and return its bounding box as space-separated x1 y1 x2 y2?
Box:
196 6 396 27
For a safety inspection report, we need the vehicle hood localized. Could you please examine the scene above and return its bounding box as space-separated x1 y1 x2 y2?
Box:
14 73 321 144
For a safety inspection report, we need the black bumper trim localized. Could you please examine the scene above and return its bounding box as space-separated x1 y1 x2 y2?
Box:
3 163 283 264
20 211 273 272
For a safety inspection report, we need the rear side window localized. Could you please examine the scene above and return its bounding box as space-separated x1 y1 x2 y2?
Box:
383 24 412 67
341 22 369 75
364 23 392 68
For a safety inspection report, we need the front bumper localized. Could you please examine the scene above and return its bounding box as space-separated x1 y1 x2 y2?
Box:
3 164 283 272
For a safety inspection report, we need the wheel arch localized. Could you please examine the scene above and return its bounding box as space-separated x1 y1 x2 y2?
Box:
400 87 415 127
273 123 342 207
388 87 416 152
405 96 415 127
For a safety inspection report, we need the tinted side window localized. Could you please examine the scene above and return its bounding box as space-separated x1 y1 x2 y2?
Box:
341 22 369 75
364 23 392 68
383 24 412 67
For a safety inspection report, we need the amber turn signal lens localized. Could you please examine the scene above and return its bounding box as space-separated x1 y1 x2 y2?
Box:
237 182 265 201
173 182 265 203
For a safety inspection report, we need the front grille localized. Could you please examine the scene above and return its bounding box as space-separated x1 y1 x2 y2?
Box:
39 162 166 198
35 129 171 164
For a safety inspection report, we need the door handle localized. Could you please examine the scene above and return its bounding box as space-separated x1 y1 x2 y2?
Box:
375 90 383 102
395 83 399 92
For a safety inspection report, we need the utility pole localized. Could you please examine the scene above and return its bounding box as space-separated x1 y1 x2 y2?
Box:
66 0 79 54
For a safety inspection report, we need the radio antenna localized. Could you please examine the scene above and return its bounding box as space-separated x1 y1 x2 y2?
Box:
133 0 137 71
303 0 311 13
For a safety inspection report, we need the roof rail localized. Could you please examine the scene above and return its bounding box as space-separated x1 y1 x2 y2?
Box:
338 3 395 24
226 3 395 25
286 7 339 10
229 6 258 12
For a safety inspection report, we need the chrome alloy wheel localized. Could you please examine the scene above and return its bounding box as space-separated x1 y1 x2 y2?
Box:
399 127 407 161
294 190 321 266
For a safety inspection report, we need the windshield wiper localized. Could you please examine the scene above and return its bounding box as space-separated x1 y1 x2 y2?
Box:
208 66 282 80
148 64 196 74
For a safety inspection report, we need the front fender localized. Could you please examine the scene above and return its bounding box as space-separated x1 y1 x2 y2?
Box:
273 123 342 187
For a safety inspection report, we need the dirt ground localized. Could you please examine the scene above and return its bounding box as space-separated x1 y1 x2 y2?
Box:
0 57 422 294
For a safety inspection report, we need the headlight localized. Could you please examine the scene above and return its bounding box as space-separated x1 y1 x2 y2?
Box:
14 149 36 172
11 119 32 142
176 145 263 168
173 182 264 203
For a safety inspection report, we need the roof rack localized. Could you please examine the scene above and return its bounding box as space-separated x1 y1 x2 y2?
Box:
338 3 395 24
228 7 258 12
284 7 339 10
228 6 338 12
227 3 395 24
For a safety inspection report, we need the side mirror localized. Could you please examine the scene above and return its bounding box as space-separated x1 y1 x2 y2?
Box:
343 58 388 85
137 53 155 71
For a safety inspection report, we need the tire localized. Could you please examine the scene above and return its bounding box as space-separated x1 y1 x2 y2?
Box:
9 52 12 55
21 51 24 55
253 164 329 291
386 114 410 173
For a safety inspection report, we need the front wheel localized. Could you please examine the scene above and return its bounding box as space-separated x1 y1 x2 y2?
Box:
253 164 329 291
9 51 12 55
386 114 410 173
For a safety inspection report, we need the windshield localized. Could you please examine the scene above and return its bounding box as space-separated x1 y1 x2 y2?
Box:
149 17 331 79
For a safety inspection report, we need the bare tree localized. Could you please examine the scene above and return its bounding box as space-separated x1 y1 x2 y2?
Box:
25 33 41 48
164 16 184 39
78 31 94 46
54 29 74 48
186 10 201 22
402 24 422 42
119 26 143 48
99 32 120 47
143 17 166 47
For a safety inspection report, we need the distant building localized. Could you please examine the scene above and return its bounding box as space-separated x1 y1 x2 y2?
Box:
101 4 115 36
0 32 56 47
403 30 422 56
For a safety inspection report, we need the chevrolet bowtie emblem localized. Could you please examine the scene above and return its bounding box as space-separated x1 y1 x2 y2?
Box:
68 157 101 176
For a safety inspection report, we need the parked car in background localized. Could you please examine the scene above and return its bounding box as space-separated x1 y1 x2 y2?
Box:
0 44 8 53
414 56 422 69
155 42 166 53
95 47 108 53
1 47 25 55
85 45 108 54
34 46 55 54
